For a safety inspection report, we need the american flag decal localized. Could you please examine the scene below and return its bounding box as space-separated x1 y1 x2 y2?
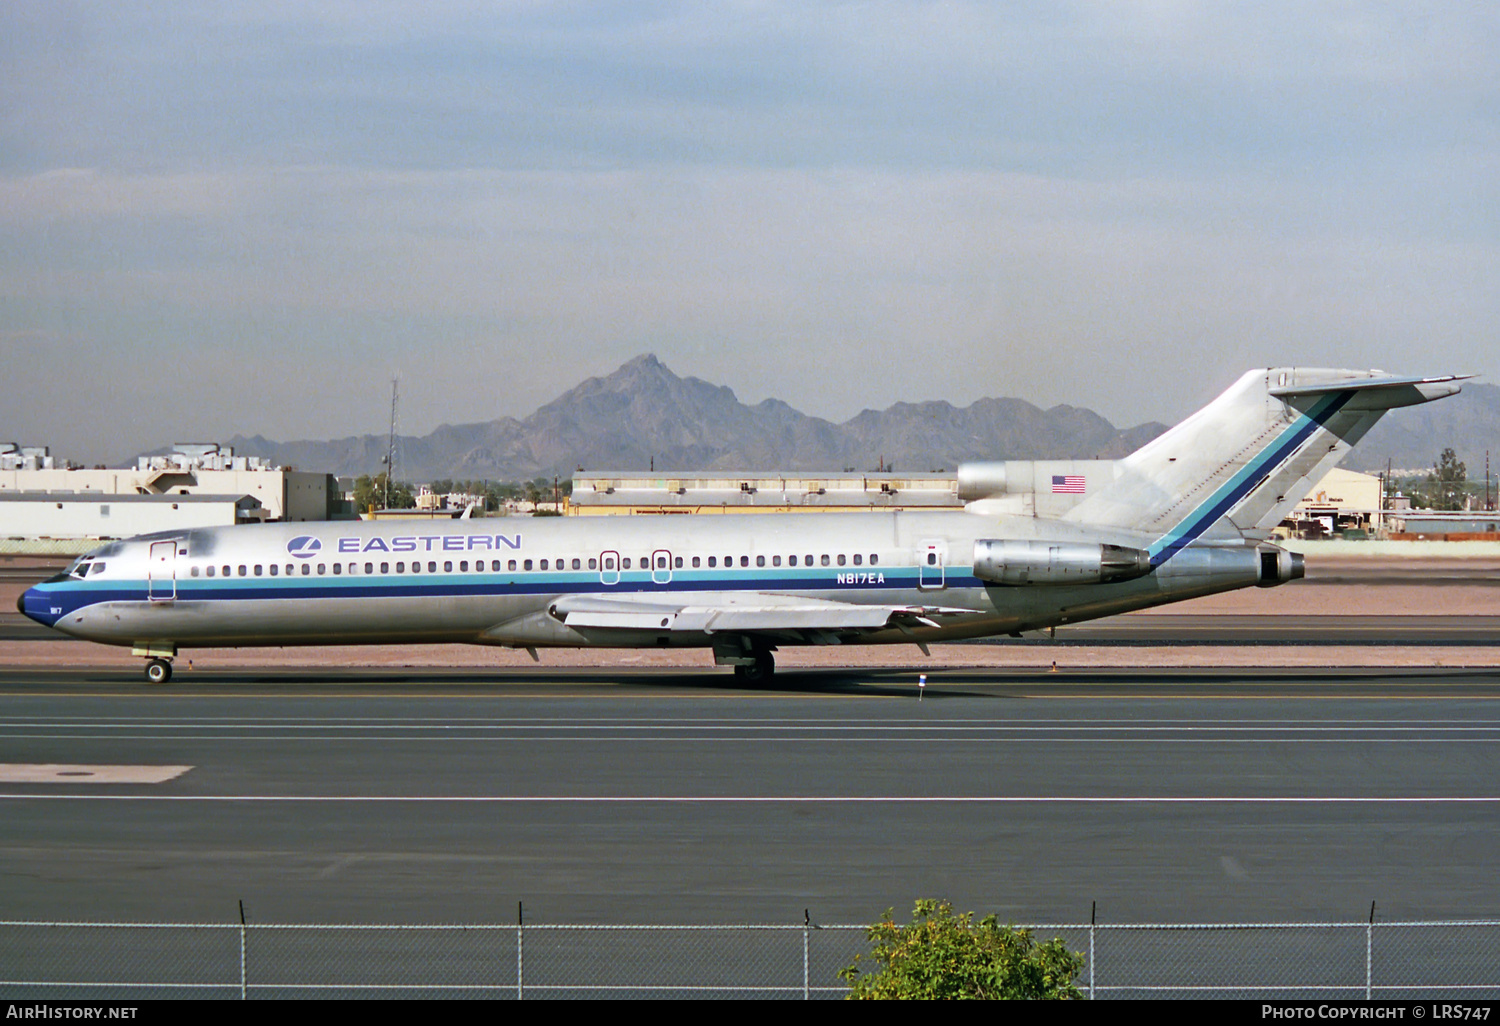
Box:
1051 475 1085 494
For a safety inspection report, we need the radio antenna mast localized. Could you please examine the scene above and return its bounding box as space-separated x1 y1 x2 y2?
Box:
384 377 400 510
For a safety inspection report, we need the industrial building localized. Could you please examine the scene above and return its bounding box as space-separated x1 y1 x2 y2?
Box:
1385 511 1500 537
1281 467 1386 537
571 466 1410 540
0 493 265 540
0 443 337 522
0 442 341 547
568 472 959 515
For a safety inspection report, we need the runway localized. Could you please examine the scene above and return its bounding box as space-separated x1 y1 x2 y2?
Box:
3 664 1500 931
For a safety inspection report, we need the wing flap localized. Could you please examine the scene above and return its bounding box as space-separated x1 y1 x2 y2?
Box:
551 593 966 634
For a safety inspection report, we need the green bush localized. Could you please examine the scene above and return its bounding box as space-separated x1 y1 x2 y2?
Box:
838 899 1085 1000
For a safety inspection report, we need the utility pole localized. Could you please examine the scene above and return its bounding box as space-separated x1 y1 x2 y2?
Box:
384 377 400 511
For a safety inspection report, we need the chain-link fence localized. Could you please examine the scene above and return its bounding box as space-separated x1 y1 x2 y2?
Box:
3 918 1500 999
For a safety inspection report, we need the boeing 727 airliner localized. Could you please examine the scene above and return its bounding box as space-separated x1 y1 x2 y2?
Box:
19 368 1465 683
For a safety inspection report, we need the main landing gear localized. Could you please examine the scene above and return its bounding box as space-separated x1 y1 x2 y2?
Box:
732 650 775 684
714 638 776 685
144 658 173 684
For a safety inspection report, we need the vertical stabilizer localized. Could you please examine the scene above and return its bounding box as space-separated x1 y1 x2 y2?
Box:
1064 369 1466 563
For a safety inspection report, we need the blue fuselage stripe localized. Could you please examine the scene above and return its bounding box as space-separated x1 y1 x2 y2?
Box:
27 569 980 621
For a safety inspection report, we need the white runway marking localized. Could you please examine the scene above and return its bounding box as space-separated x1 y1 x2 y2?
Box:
0 793 1494 803
0 764 192 784
6 735 1500 744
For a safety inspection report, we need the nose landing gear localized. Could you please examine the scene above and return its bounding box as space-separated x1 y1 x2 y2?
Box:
133 643 178 685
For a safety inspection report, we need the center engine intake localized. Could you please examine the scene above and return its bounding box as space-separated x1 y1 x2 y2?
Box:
973 539 1153 586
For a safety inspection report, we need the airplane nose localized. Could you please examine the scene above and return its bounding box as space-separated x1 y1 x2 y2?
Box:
16 585 53 627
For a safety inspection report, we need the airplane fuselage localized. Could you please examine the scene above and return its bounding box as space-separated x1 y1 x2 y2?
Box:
19 509 1271 652
28 365 1461 683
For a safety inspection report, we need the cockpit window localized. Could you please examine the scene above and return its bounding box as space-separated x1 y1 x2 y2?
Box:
90 562 106 575
68 559 90 579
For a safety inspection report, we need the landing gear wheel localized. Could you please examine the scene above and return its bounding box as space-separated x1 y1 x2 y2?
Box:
144 658 173 684
734 651 775 684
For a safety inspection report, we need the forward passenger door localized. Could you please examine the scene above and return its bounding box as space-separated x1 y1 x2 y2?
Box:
147 540 177 602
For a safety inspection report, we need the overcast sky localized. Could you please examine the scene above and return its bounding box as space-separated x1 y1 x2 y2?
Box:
3 1 1497 464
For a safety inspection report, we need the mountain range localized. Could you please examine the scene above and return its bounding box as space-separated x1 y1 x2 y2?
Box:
218 355 1498 483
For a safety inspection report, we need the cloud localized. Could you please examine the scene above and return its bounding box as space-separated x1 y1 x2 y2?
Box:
5 3 1496 175
0 2 1495 461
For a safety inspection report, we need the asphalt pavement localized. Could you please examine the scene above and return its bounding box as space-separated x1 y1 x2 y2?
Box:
2 663 1499 927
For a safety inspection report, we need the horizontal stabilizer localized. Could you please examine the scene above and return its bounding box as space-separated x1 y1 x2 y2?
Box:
1269 374 1470 407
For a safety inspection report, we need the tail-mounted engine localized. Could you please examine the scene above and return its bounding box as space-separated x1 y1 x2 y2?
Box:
1255 545 1304 587
973 539 1153 586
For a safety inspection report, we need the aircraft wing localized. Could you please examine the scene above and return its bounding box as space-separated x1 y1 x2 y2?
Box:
548 592 970 636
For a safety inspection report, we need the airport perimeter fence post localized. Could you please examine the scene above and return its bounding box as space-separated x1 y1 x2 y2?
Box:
1367 902 1375 1000
803 910 810 1000
1089 902 1097 1001
517 901 524 1001
237 901 247 1001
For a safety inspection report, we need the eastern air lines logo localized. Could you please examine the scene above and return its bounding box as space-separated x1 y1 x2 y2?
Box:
287 536 323 559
